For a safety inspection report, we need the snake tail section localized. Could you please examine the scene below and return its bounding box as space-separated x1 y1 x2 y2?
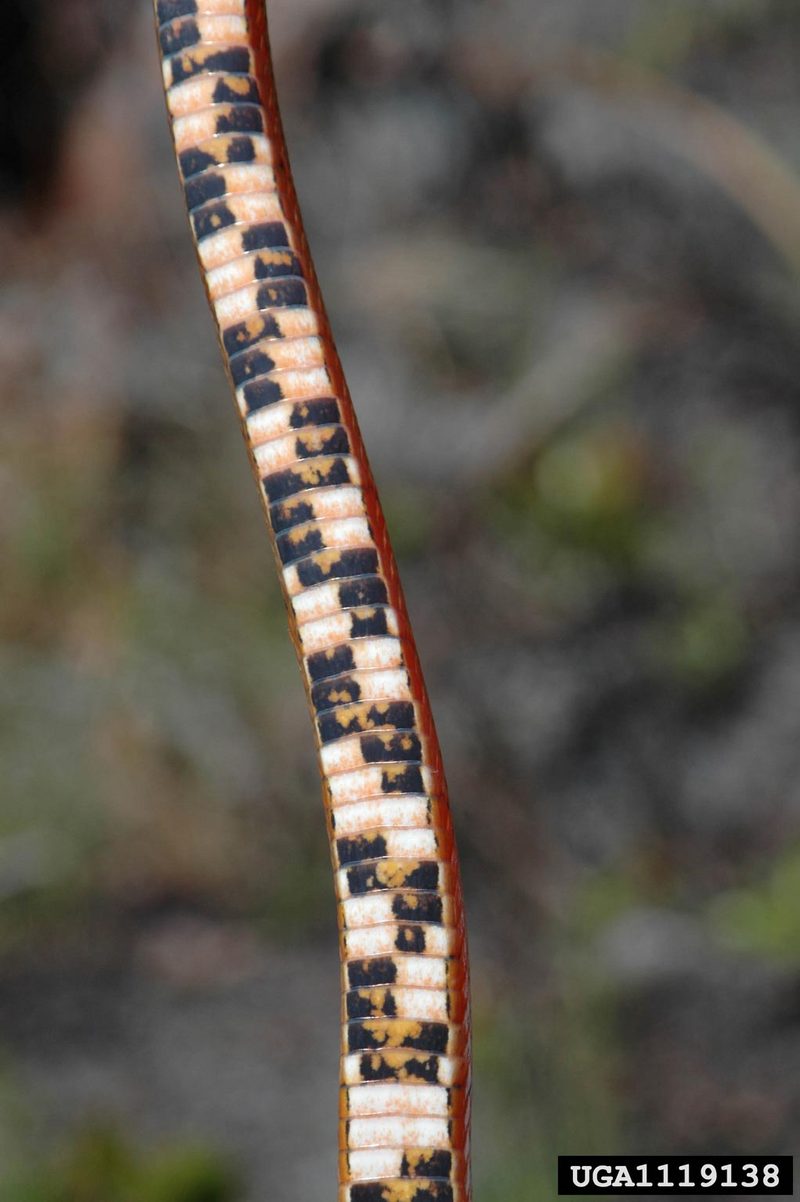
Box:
153 1 471 1198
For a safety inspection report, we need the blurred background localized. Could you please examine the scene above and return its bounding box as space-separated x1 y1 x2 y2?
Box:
1 0 799 1198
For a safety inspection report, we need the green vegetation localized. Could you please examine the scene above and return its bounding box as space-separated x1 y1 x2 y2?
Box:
709 846 800 965
651 595 749 693
488 418 655 605
0 1124 239 1202
474 970 622 1200
624 0 773 72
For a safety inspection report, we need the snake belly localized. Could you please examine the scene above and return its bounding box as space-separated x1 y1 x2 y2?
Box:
153 2 471 1199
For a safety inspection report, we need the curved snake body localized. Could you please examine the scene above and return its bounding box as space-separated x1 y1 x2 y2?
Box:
153 3 471 1198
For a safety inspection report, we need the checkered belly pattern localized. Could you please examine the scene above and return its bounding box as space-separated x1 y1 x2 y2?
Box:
153 2 471 1199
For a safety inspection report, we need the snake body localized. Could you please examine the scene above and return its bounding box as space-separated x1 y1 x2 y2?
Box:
153 2 471 1198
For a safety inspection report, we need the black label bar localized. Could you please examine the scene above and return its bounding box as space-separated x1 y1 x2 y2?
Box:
558 1155 793 1195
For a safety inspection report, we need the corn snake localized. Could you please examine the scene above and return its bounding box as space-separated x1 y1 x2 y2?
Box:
153 2 472 1199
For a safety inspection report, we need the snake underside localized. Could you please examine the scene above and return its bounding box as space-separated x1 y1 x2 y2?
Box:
154 2 471 1198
